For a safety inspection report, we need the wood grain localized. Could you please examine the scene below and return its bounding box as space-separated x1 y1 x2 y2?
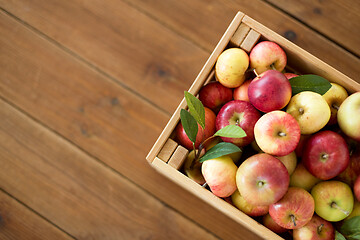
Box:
0 190 72 240
0 0 208 113
0 10 254 240
125 0 360 80
265 0 360 56
0 100 218 240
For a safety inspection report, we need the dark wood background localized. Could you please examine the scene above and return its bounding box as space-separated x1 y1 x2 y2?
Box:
0 1 359 239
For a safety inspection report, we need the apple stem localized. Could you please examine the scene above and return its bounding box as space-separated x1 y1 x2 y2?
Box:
331 202 350 216
278 132 286 137
202 182 208 188
252 69 259 77
270 63 277 71
332 104 339 110
290 214 296 227
298 107 304 115
317 224 324 235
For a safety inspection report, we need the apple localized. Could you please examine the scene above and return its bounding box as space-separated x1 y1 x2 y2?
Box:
275 151 297 175
262 213 287 234
295 134 311 158
322 83 348 125
248 70 292 112
338 92 360 141
236 153 289 206
293 215 334 240
336 145 360 187
233 80 251 102
183 150 206 185
201 155 237 197
176 107 216 150
254 110 301 156
284 73 298 79
198 82 233 113
216 100 261 147
345 199 360 220
302 130 350 180
231 190 269 217
290 162 322 192
286 91 331 134
355 176 360 202
215 48 249 88
311 181 354 222
269 187 315 229
249 41 287 74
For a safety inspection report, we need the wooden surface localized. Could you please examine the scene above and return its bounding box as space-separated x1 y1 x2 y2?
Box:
0 1 359 239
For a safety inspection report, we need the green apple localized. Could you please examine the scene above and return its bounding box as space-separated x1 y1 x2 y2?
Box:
275 151 297 175
311 181 354 222
322 83 348 125
338 92 360 141
290 162 321 191
215 48 249 88
286 91 331 134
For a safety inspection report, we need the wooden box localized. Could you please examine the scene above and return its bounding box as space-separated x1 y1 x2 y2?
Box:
146 11 360 240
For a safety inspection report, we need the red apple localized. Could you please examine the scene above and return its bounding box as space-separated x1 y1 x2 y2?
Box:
231 190 269 217
236 153 289 206
249 41 287 74
216 100 261 147
269 187 315 229
336 145 360 187
355 176 360 202
262 213 288 234
248 70 292 113
295 134 311 158
284 73 298 79
254 111 301 156
175 107 216 150
293 215 334 240
303 130 350 180
233 80 251 102
198 82 233 113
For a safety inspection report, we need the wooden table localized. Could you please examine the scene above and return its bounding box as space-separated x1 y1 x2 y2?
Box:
0 1 359 239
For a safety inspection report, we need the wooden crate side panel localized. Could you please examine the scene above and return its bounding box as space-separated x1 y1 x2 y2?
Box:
241 16 360 93
152 157 284 240
146 11 245 163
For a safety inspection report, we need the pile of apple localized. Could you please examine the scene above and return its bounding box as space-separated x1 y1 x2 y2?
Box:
175 41 360 239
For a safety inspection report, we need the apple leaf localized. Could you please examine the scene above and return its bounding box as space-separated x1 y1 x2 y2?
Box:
340 216 360 239
289 74 332 95
199 142 241 162
214 125 247 138
335 231 346 240
180 109 198 144
184 91 205 129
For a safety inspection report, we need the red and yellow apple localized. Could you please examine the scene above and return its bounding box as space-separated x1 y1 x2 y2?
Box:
322 83 348 125
262 213 288 234
293 215 334 240
231 190 269 217
254 110 301 156
198 81 233 113
338 92 360 141
233 80 251 102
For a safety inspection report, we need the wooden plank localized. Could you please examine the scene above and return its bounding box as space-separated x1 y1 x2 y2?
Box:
0 100 219 240
152 157 283 240
0 11 252 240
0 0 208 114
124 0 360 81
240 29 261 52
168 145 189 170
0 190 72 240
157 138 178 163
229 23 251 47
266 0 360 56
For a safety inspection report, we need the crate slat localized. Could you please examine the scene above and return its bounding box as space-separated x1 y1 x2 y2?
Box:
157 138 178 163
229 23 251 47
240 29 261 52
167 145 188 169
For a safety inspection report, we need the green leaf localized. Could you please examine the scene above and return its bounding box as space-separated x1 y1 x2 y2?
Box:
184 91 205 129
335 231 346 240
199 142 241 162
180 109 198 144
214 125 247 138
341 216 360 237
348 234 360 240
289 74 332 95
